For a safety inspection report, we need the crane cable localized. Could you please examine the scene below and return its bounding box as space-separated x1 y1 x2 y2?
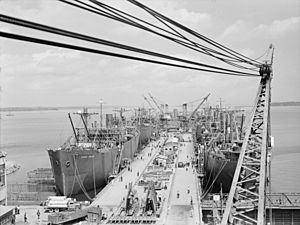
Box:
0 15 260 77
0 32 259 77
63 0 240 61
60 0 260 71
127 0 262 67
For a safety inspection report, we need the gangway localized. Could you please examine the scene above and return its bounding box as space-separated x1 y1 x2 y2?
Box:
109 145 124 181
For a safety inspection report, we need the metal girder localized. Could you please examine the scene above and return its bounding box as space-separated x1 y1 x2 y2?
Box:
148 93 164 114
221 66 272 225
143 95 156 111
188 93 210 121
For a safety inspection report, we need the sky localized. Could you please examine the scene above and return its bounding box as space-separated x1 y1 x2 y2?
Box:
0 0 299 108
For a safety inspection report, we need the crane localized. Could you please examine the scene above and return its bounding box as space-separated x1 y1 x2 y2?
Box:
221 63 272 225
148 93 164 114
113 108 131 126
188 93 210 121
143 95 155 111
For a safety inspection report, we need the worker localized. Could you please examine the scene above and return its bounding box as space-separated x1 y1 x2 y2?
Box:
37 210 40 220
24 213 27 222
177 191 180 199
190 197 193 205
187 187 190 194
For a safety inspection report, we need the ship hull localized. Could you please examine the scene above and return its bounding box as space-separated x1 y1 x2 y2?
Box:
48 132 140 197
138 124 154 147
203 152 237 193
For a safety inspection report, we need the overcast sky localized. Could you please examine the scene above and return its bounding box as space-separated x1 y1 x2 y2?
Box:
0 0 299 108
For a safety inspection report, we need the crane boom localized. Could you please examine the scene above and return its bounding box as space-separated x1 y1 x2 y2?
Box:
143 95 155 111
188 93 210 121
148 93 164 114
221 64 272 225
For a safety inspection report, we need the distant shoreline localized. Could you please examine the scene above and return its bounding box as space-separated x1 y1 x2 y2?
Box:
271 101 300 107
0 101 299 112
0 105 134 112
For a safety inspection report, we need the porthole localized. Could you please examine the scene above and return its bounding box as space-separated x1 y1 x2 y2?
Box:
66 161 70 167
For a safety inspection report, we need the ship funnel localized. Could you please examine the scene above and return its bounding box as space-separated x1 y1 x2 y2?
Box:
106 114 113 128
182 104 187 117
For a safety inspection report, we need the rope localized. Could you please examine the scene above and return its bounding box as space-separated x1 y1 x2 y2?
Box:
201 159 228 198
72 154 93 201
65 0 261 70
92 157 97 198
127 0 261 66
0 31 259 77
0 15 259 76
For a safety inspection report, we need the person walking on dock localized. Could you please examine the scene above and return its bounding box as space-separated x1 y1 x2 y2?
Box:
37 209 40 220
24 213 27 223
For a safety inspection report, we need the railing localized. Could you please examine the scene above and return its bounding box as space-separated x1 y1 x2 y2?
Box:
201 193 300 210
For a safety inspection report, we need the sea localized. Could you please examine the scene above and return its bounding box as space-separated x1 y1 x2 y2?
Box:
0 106 300 193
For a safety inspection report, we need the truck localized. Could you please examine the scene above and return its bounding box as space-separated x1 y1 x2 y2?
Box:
44 196 76 212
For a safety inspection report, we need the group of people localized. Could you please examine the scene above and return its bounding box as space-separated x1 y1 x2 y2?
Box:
14 206 42 223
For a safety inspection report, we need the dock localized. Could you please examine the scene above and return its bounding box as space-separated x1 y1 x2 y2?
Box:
86 132 203 225
162 133 202 225
91 138 165 209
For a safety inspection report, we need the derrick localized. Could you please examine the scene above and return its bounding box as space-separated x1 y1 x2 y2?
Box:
188 93 210 121
221 64 272 225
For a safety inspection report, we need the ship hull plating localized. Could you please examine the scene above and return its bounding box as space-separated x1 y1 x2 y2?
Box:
48 133 140 197
203 152 237 193
138 124 155 147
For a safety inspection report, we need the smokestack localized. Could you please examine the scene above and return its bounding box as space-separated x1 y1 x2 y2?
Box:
165 104 169 113
182 104 187 117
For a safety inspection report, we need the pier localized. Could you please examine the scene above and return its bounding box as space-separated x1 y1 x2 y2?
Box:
86 132 203 225
91 138 165 210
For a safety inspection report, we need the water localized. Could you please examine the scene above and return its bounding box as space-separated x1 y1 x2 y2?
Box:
270 106 300 193
0 108 111 184
1 106 300 193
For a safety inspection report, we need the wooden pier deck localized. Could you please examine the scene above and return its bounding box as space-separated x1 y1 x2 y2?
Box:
88 132 203 225
91 138 165 212
163 133 203 225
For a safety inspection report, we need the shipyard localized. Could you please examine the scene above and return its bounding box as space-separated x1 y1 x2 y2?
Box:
0 0 300 225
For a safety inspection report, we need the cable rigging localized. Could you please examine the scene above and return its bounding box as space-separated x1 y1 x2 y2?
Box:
0 0 266 79
61 0 260 71
0 14 259 77
127 0 261 66
0 31 259 77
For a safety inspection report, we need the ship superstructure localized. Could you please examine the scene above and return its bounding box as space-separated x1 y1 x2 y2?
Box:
48 108 141 198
